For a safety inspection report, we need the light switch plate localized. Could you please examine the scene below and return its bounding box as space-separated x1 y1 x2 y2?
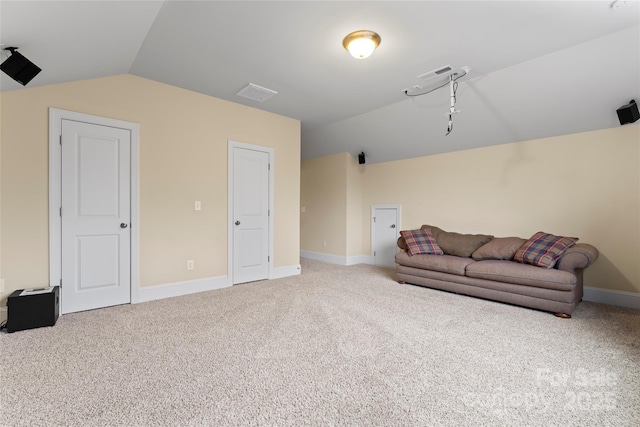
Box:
194 201 201 211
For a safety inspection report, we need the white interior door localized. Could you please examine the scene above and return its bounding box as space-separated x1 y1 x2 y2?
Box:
61 119 131 313
232 146 270 284
372 205 401 267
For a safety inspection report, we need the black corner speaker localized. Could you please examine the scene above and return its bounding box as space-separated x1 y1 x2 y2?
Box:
1 48 41 86
617 100 639 125
358 152 366 165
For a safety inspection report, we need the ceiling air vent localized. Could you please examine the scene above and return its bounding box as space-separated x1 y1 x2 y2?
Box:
236 83 278 102
417 65 453 82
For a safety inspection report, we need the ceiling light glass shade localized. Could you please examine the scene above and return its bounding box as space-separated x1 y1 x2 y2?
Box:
342 30 381 59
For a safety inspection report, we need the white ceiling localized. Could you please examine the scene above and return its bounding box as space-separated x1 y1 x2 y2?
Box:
1 1 639 164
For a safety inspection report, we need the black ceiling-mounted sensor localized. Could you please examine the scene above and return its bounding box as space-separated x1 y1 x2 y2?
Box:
358 152 366 165
617 100 639 125
1 47 42 86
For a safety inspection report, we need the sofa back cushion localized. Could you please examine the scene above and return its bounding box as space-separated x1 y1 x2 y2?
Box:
471 237 527 261
513 232 578 269
421 225 493 257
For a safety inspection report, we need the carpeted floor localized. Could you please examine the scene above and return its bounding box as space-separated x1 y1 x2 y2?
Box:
1 259 638 426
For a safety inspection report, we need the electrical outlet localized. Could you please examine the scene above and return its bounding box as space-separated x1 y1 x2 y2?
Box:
187 260 194 270
194 201 201 211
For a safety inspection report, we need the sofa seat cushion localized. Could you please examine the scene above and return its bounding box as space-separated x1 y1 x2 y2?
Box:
395 251 474 276
465 260 576 291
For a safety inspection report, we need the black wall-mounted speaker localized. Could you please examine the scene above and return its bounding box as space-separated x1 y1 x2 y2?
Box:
358 152 366 165
616 100 639 125
1 49 41 86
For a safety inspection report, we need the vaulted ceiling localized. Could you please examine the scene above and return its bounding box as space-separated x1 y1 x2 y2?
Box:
1 1 638 163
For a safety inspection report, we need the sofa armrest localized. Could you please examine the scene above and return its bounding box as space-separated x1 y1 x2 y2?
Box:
397 236 407 251
556 243 599 273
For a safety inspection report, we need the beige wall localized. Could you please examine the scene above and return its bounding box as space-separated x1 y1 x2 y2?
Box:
0 75 300 306
345 154 364 257
300 152 348 256
302 125 640 294
0 92 4 315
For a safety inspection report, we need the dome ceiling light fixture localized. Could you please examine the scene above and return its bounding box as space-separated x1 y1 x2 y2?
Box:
342 30 381 59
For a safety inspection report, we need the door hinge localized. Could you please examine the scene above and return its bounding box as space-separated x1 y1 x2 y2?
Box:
268 163 271 171
268 256 270 262
373 217 376 222
60 207 62 217
268 209 270 216
374 251 376 256
59 135 62 145
59 279 62 287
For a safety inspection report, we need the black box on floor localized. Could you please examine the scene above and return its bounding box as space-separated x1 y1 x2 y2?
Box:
6 286 59 333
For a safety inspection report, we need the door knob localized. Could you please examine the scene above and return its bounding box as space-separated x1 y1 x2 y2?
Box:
120 223 128 229
391 224 396 228
235 221 241 226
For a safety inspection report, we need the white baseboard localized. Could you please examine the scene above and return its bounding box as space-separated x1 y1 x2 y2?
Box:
347 255 373 266
583 286 640 311
134 266 301 305
272 264 302 279
300 251 372 266
300 250 347 265
136 276 230 303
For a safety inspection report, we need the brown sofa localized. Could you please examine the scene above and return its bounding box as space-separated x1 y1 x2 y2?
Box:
395 225 599 318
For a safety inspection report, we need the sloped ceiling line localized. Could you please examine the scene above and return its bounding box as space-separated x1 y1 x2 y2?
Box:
1 1 638 164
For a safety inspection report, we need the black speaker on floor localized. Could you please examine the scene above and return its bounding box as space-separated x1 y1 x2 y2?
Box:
358 152 366 165
1 47 41 86
6 286 59 333
616 100 639 125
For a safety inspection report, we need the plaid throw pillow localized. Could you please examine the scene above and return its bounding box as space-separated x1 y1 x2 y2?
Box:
400 229 444 256
513 232 578 269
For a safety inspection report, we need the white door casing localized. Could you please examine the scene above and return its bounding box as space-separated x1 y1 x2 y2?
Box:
49 108 140 314
228 141 274 285
371 205 401 267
